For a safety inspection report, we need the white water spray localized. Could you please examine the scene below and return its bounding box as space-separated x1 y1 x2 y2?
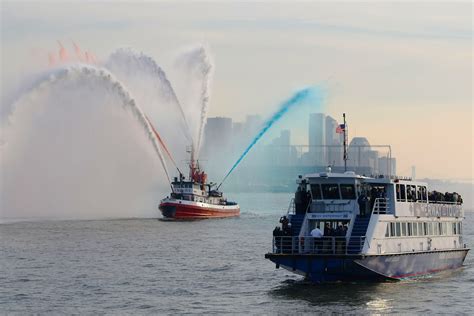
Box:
173 46 213 159
1 65 173 220
105 48 193 166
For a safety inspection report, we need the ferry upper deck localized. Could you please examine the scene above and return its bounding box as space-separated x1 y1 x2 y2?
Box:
271 170 466 256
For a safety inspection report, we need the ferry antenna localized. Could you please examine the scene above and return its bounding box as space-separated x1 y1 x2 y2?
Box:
343 113 348 172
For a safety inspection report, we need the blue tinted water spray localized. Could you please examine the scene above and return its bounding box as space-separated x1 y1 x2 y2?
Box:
217 86 324 189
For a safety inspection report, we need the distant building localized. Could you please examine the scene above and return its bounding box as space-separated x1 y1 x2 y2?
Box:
203 117 232 150
379 157 397 177
309 113 326 166
268 130 292 166
325 115 343 167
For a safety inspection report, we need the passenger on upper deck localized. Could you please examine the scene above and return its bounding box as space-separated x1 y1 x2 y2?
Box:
294 180 311 215
358 192 369 216
428 190 463 204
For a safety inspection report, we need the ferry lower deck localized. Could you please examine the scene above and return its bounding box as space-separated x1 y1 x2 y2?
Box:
266 248 469 282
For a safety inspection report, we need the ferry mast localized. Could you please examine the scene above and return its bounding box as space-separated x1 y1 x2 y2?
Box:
343 113 348 171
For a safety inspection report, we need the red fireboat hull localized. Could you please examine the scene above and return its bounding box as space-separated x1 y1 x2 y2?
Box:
159 201 240 220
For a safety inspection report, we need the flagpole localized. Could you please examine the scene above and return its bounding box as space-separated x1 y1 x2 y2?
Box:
343 113 347 172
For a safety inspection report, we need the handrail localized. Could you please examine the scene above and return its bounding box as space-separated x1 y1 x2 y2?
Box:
287 198 295 215
428 200 462 205
272 236 366 255
372 198 390 214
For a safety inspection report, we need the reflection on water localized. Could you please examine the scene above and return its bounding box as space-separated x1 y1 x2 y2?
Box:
270 279 386 308
269 265 471 313
366 297 392 312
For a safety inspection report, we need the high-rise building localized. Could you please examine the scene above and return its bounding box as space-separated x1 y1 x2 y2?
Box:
309 113 326 166
378 157 397 177
203 117 232 149
202 117 233 171
325 115 343 166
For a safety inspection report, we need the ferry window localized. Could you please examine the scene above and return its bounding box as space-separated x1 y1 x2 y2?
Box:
407 223 412 236
434 222 439 235
442 223 447 235
396 184 401 201
459 223 462 234
400 184 406 201
385 224 389 237
447 223 452 235
452 223 457 235
416 186 421 201
321 184 340 199
420 186 427 202
423 223 428 235
406 186 412 201
310 184 322 200
395 222 401 237
413 222 418 236
401 223 407 236
419 223 424 236
410 185 417 202
390 223 396 237
340 184 356 199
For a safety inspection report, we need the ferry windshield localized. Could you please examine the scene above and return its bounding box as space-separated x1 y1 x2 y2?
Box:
340 184 356 199
322 184 340 199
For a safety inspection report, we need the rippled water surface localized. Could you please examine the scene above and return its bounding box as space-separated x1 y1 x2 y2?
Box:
1 193 473 314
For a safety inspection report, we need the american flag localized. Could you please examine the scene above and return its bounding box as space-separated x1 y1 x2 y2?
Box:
336 124 345 134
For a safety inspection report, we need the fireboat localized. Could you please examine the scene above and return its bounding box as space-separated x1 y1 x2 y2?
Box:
159 149 240 220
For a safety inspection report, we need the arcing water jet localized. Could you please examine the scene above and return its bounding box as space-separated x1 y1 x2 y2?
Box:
173 46 213 160
217 87 324 189
5 65 172 186
105 48 193 146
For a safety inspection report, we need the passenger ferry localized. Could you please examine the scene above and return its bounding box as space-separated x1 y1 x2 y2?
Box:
265 115 468 282
159 152 240 220
265 170 468 282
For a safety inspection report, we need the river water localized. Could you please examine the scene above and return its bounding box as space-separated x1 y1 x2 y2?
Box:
1 192 473 314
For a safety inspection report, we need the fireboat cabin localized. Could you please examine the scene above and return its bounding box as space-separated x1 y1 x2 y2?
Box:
265 170 468 282
159 160 239 220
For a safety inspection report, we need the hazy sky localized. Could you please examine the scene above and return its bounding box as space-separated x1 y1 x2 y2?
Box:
1 1 472 179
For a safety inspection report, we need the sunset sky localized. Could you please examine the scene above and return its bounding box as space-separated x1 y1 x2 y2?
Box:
2 1 472 180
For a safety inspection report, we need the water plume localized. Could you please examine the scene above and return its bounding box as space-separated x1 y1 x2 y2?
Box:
57 40 69 62
105 48 192 165
173 45 213 159
218 87 324 188
72 41 83 61
48 52 56 66
1 65 172 220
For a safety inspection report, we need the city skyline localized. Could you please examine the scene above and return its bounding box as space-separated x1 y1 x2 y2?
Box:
2 2 472 181
202 112 397 180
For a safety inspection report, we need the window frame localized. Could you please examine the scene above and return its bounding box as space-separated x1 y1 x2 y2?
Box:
310 184 322 200
340 184 356 199
321 183 341 200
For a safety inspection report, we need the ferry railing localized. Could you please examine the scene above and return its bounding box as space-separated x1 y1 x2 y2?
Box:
287 198 296 215
428 200 461 205
272 236 366 255
372 198 390 214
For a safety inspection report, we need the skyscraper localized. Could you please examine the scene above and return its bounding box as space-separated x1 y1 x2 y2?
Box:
325 115 343 166
309 113 326 166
